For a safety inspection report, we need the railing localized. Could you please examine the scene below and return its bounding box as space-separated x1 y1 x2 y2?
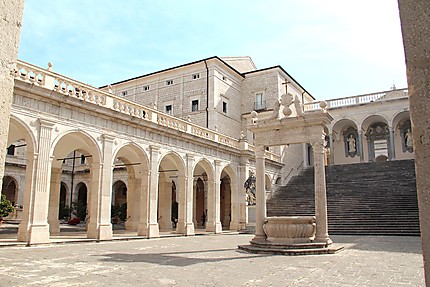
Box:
13 60 241 150
303 88 408 112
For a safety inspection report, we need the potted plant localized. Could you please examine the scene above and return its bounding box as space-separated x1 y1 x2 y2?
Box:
0 195 14 224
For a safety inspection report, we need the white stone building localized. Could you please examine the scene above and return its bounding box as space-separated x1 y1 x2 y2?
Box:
2 56 412 245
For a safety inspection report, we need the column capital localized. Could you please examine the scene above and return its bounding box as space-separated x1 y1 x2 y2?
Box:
255 145 266 158
214 159 222 166
38 118 56 128
310 139 325 153
101 134 116 142
150 145 160 153
186 153 195 161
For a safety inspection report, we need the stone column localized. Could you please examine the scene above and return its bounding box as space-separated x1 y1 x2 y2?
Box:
398 1 430 284
302 143 308 169
358 131 364 162
183 154 195 235
48 167 62 234
329 133 335 165
389 127 396 160
17 119 55 244
87 134 113 240
0 0 24 191
237 157 249 230
158 178 172 229
206 160 222 233
229 165 243 231
125 176 139 231
140 145 160 238
252 146 267 242
137 170 151 237
311 139 331 244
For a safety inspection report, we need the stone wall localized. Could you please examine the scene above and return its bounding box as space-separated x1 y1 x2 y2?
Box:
0 0 24 190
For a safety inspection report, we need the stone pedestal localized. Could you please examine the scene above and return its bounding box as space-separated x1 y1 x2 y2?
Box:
263 216 316 243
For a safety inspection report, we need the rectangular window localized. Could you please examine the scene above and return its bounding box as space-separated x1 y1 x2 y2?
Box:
81 155 86 164
166 80 173 85
191 100 199 112
122 91 128 96
255 92 266 110
143 85 149 91
192 73 200 80
222 101 227 113
165 105 172 115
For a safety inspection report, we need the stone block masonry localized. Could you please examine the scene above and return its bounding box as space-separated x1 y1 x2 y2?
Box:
0 0 24 191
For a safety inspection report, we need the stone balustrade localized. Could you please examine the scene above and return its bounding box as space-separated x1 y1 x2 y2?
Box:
304 89 408 111
263 216 316 243
13 60 242 150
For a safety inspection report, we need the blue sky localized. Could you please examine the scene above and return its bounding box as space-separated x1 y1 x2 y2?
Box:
18 0 407 100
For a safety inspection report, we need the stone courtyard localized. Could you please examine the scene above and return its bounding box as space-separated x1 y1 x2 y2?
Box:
0 233 424 287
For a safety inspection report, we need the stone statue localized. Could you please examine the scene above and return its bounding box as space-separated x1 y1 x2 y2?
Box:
244 172 256 205
294 95 304 116
405 128 413 148
269 99 281 120
347 135 356 153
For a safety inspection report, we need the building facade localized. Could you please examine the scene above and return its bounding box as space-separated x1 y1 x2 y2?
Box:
2 57 413 245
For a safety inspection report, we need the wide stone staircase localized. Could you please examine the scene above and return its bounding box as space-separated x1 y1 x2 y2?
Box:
267 159 420 236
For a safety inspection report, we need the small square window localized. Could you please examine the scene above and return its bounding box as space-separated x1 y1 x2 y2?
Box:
222 101 227 113
7 145 15 156
165 105 172 114
143 85 149 91
191 100 199 112
122 91 128 96
166 80 173 85
192 73 199 80
222 76 227 81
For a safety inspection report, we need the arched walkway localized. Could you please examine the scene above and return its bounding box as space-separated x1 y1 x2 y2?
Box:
158 152 188 234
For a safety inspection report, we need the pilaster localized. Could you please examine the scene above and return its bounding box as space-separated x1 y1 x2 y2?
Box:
206 160 222 233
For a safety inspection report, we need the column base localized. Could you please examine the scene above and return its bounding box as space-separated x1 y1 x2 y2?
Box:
87 223 113 240
138 223 160 238
125 220 138 231
251 234 267 243
17 222 50 244
314 236 333 245
206 221 222 233
229 221 247 231
49 220 60 235
177 222 194 236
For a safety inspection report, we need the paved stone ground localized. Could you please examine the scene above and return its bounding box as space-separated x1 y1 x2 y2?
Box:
0 234 424 287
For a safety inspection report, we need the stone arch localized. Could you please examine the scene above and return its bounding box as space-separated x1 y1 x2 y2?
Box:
392 110 413 159
331 118 360 164
1 175 18 206
193 158 215 229
362 115 390 162
157 152 186 233
112 143 150 231
8 116 37 241
48 130 101 237
8 115 36 154
220 164 237 230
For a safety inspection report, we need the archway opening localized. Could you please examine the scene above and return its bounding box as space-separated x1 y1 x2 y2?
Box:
1 176 18 206
220 172 231 228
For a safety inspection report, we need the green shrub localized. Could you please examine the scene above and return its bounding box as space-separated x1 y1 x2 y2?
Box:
0 195 14 218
